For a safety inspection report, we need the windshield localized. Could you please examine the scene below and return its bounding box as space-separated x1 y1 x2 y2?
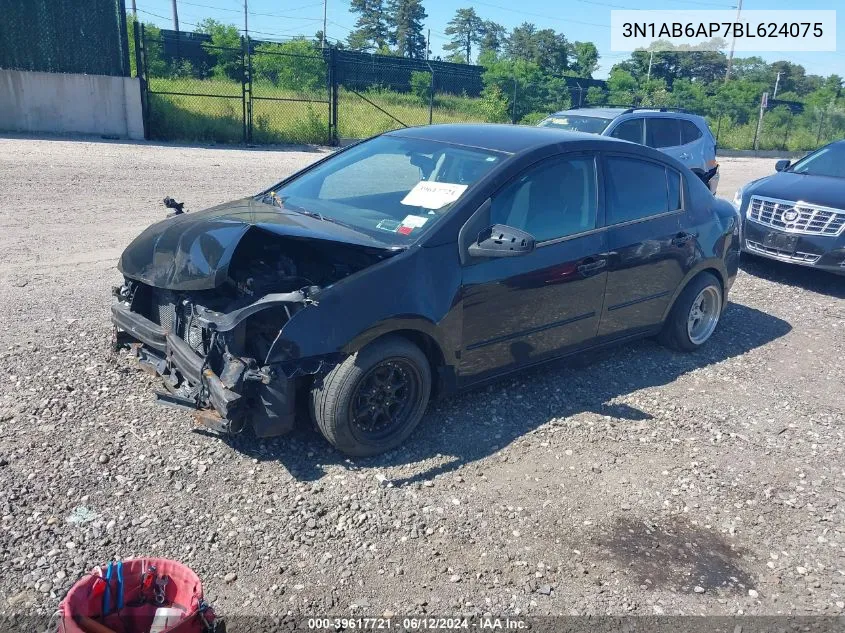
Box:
789 144 845 178
267 135 504 245
538 114 612 134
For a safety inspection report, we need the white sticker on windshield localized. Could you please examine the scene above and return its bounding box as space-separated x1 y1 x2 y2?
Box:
401 214 429 228
401 181 468 210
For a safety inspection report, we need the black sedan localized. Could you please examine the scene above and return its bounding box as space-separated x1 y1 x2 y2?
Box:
112 125 739 456
735 140 845 274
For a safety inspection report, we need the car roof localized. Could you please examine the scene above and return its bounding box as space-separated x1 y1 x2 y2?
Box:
550 107 704 122
387 123 628 154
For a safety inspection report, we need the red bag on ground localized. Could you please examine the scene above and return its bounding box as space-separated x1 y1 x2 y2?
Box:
58 558 218 633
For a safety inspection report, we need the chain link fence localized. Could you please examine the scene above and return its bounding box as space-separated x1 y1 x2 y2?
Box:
132 27 843 151
0 0 130 76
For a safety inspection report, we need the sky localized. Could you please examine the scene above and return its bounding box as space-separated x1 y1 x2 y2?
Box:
133 0 843 80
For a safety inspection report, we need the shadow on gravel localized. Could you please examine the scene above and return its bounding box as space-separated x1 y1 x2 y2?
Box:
741 254 845 299
226 301 791 482
595 516 755 594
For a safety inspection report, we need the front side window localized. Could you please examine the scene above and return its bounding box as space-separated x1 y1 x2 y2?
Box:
269 135 504 245
646 118 681 148
490 156 598 242
610 118 644 144
605 157 681 224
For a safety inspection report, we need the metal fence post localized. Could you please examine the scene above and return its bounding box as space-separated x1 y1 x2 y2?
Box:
329 46 339 145
134 22 148 139
816 108 827 146
241 36 248 143
428 70 435 125
117 0 131 77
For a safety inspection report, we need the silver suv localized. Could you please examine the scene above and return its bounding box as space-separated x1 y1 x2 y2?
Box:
538 107 720 194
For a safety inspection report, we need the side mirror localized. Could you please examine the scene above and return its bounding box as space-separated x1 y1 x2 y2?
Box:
775 159 791 172
467 224 535 258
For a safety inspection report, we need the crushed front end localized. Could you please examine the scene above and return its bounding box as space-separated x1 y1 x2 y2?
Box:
111 279 313 436
110 199 398 437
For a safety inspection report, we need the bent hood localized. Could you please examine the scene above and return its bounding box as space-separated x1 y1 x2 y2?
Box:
747 172 845 210
118 197 392 291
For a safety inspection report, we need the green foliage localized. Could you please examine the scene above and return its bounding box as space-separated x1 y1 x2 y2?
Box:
477 84 510 123
585 86 606 106
410 71 432 103
568 42 598 79
387 0 427 58
347 0 390 52
607 68 636 105
444 8 483 64
196 19 242 81
251 40 326 93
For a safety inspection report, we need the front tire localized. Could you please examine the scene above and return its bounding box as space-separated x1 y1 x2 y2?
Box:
310 335 431 457
658 273 723 352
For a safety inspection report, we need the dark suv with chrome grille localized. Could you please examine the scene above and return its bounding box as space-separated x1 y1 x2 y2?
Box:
735 140 845 274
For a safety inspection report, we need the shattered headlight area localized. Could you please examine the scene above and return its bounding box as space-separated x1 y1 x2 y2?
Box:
111 278 340 438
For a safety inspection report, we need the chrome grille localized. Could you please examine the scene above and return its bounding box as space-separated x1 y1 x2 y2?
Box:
746 240 821 264
748 196 845 236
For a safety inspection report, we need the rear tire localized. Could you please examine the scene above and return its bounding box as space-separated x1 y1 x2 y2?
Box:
658 272 723 352
310 335 431 457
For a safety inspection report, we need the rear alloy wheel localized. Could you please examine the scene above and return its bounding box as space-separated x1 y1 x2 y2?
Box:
310 336 431 456
659 272 723 352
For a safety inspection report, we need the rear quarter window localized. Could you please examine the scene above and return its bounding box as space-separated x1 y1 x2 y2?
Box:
680 120 703 145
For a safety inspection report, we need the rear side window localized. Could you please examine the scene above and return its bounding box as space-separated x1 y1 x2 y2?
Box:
610 118 644 143
680 120 703 144
646 118 681 148
605 157 681 224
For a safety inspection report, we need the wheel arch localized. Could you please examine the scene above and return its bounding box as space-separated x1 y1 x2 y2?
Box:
342 320 452 398
661 263 727 323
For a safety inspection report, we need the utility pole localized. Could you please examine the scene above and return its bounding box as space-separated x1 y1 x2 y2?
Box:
646 50 654 82
773 71 783 98
425 29 430 60
321 0 327 48
243 0 249 40
171 0 179 31
131 0 137 17
724 0 742 82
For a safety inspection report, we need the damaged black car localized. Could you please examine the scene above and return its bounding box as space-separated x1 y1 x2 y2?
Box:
112 124 739 456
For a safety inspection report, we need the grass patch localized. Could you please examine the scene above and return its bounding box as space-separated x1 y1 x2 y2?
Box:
146 77 494 144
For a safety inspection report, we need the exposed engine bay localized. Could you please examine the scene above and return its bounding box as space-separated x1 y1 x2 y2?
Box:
112 227 395 437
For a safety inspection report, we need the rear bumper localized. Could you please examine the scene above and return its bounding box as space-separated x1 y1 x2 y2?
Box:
111 302 296 435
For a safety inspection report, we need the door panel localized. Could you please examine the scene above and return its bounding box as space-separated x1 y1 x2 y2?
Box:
599 215 685 336
458 153 608 382
597 154 689 338
460 233 608 380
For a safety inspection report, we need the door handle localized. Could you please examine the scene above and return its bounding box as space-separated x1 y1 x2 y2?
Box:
577 258 607 275
671 232 698 247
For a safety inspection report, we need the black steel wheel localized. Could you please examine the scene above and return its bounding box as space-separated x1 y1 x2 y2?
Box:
310 335 431 456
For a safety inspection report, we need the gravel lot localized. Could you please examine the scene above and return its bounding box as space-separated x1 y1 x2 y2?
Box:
1 136 844 622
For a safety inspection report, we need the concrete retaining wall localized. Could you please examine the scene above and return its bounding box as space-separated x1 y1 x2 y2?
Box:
0 69 144 140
